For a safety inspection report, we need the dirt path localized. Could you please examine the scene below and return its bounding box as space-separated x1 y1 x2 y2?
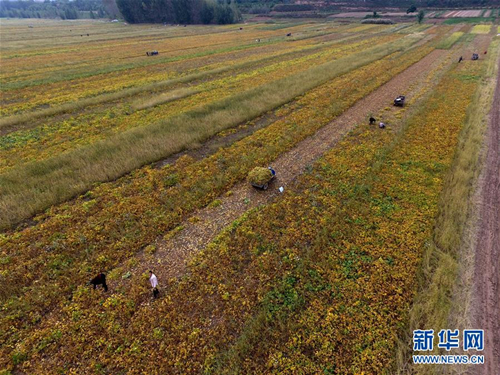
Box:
470 54 500 375
127 47 453 288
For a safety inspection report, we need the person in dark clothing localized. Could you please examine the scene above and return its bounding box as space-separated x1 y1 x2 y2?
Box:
458 56 463 63
90 273 108 292
369 116 376 125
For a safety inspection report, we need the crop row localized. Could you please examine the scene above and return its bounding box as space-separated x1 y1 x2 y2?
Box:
0 23 302 80
0 22 352 96
0 35 323 117
0 21 392 115
1 33 426 228
1 28 366 117
0 34 397 172
0 39 437 371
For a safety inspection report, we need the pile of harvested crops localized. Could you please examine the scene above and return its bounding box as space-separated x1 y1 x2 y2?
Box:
247 167 272 185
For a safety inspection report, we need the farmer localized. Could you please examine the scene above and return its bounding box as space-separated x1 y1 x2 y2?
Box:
458 56 463 63
369 116 376 125
379 122 386 129
268 166 276 177
90 273 108 292
149 271 159 299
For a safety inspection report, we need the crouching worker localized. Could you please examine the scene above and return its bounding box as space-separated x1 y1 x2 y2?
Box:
369 116 376 125
149 271 159 299
90 272 108 292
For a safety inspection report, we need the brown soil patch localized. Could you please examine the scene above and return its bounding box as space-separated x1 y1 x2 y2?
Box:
470 54 500 375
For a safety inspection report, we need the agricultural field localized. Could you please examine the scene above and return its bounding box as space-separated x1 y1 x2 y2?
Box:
1 17 499 374
331 8 500 22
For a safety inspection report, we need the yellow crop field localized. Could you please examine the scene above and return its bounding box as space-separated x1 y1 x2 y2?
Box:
470 24 491 34
1 17 498 375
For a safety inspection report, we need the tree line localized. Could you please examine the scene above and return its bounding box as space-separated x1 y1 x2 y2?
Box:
0 0 117 20
116 0 241 24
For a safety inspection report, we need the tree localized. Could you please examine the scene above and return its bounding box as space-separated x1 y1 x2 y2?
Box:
417 10 424 24
172 0 193 24
407 5 417 13
64 8 79 19
114 0 239 24
200 1 215 24
102 0 120 19
214 2 233 24
116 0 145 22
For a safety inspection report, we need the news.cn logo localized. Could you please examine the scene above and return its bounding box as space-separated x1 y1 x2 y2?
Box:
412 329 485 365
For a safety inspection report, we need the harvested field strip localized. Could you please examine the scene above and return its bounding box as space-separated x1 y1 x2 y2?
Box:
0 32 287 84
0 25 358 103
348 24 382 33
0 23 317 91
444 17 496 25
0 36 396 171
456 10 483 17
0 37 283 92
0 22 308 53
397 24 433 34
3 39 479 375
0 33 377 128
0 33 423 228
0 23 294 70
130 88 201 111
0 20 247 49
471 25 491 34
0 36 322 117
436 32 465 49
401 38 498 375
0 43 436 366
0 29 360 117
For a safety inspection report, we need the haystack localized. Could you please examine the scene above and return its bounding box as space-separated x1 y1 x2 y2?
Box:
247 167 272 185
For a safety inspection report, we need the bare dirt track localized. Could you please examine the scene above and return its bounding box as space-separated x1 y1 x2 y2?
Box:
471 56 500 375
127 47 453 290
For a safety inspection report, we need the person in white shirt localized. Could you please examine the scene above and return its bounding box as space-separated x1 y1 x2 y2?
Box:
149 271 159 299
